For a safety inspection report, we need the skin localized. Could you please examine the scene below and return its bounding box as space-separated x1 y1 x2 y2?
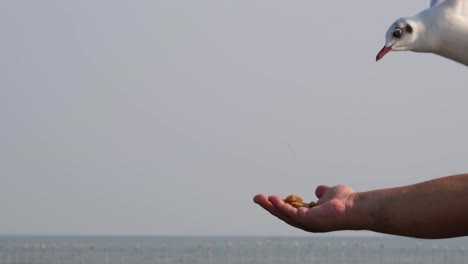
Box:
253 174 468 239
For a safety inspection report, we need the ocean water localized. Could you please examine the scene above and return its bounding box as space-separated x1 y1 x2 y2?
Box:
1 235 468 264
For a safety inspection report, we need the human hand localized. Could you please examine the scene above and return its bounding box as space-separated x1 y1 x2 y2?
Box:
253 185 357 232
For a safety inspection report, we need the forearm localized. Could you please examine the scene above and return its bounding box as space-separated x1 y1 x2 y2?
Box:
349 174 468 238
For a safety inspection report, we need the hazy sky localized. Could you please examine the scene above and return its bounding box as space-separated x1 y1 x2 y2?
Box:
1 0 468 236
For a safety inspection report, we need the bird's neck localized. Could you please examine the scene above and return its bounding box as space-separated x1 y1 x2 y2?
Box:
434 48 468 66
432 14 468 66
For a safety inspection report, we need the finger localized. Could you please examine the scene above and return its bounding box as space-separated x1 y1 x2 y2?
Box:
253 194 283 219
268 196 309 230
255 195 305 229
253 194 268 204
315 185 331 199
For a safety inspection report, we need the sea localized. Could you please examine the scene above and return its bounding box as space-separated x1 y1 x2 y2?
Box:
1 235 468 264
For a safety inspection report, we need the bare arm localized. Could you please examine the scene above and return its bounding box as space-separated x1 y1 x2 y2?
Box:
354 174 468 238
253 174 468 239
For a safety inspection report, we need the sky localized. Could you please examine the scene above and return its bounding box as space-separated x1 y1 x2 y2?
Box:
1 0 468 236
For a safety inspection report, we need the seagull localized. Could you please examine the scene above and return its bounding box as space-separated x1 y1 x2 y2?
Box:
376 0 468 66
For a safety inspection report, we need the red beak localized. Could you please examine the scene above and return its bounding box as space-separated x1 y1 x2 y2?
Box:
376 46 393 61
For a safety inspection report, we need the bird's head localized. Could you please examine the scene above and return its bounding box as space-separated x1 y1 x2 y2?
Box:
376 18 418 61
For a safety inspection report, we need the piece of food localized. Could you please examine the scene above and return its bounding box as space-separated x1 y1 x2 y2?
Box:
284 194 304 208
284 194 318 208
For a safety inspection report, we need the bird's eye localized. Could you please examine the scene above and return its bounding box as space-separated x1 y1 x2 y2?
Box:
393 28 403 38
405 24 413 33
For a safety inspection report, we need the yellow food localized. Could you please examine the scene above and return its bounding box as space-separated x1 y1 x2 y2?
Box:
284 194 317 208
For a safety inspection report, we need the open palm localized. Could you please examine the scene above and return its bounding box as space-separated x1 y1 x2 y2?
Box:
253 185 356 232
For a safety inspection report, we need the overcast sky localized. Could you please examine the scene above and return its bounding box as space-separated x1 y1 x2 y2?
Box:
1 0 468 236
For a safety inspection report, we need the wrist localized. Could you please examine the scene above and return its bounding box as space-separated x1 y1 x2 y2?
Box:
346 191 377 232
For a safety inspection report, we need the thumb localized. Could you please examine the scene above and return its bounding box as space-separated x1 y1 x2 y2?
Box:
315 185 331 199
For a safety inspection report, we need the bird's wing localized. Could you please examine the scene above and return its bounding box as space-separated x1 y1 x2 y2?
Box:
430 0 446 7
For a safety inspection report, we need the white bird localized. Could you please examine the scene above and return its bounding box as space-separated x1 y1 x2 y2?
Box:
376 0 468 66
